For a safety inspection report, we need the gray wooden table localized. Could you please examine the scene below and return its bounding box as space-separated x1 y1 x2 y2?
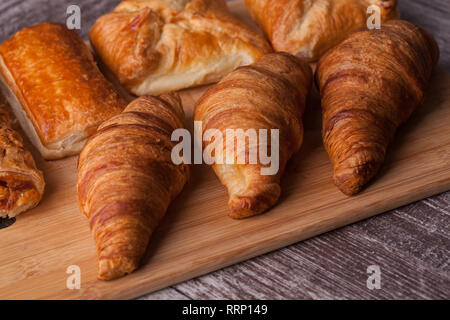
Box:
1 0 448 300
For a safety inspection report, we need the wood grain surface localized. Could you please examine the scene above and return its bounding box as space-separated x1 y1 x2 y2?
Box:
0 0 449 300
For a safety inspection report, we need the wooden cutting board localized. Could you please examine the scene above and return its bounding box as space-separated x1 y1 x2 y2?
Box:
0 0 449 300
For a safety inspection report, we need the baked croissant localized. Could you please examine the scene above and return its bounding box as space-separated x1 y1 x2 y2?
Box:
245 0 398 62
316 20 440 195
195 52 312 219
0 105 44 218
77 93 189 280
90 0 272 96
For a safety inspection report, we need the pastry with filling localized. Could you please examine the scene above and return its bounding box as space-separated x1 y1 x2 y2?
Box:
90 0 272 96
0 23 127 160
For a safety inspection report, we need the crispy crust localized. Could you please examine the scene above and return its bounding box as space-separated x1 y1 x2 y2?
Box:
316 20 439 195
245 0 398 62
0 104 44 218
89 0 273 95
0 23 126 160
194 52 312 219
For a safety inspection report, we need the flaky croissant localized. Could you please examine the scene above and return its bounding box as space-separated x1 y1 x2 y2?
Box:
195 52 312 219
245 0 398 62
316 20 439 195
77 93 189 280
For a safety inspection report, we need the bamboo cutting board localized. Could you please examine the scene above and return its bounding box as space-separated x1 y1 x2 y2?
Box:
0 0 449 300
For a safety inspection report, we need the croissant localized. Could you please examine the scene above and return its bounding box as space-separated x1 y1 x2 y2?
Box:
0 106 44 218
194 52 312 219
245 0 398 62
316 20 440 195
77 93 189 280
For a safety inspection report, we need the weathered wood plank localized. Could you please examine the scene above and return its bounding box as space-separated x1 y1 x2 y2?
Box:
138 287 189 300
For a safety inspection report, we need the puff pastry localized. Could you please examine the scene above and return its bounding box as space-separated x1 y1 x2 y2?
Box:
0 98 44 218
90 0 272 96
77 93 190 280
0 23 127 160
195 52 312 218
316 20 439 195
245 0 398 62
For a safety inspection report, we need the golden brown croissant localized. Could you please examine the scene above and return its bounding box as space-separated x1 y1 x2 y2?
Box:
245 0 398 62
194 52 312 219
0 104 44 218
90 0 272 96
77 93 189 280
316 20 439 196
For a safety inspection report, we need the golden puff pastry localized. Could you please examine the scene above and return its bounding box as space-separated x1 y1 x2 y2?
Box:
0 23 127 160
77 93 190 280
0 101 44 218
245 0 398 62
194 52 312 219
90 0 272 96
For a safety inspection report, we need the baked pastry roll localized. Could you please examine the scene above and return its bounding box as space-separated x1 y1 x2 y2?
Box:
90 0 272 96
0 23 127 160
0 104 44 218
77 93 189 280
195 52 312 218
316 20 439 195
245 0 398 62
